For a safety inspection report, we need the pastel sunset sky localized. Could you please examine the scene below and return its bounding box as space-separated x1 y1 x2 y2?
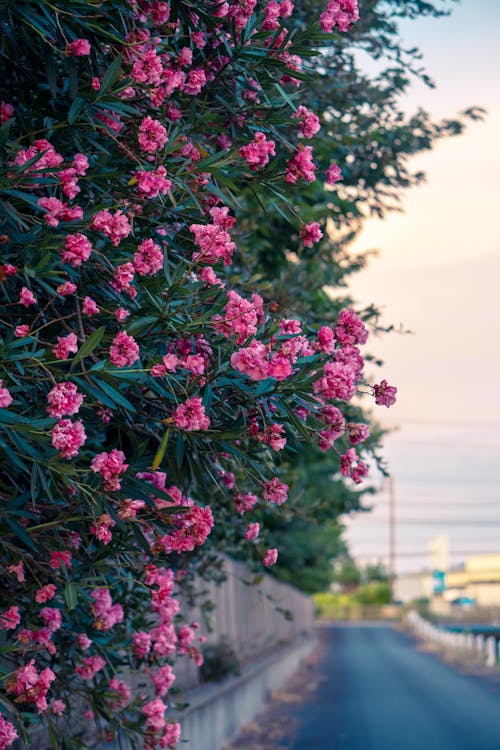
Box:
344 0 500 571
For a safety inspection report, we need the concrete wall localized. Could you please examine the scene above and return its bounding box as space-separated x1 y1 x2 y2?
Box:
178 635 316 750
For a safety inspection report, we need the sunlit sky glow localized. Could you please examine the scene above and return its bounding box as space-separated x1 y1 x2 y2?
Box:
344 0 500 572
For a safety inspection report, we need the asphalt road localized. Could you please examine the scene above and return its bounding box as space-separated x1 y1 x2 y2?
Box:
278 622 500 750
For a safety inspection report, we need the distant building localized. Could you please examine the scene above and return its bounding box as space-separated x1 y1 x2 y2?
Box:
445 553 500 606
395 552 500 609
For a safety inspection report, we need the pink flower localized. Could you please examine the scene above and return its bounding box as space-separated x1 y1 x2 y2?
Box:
0 606 20 630
0 710 18 748
82 296 100 316
326 162 342 186
73 154 89 176
90 513 116 545
259 423 287 451
118 498 145 519
347 422 370 445
245 522 260 540
108 678 131 708
313 361 355 401
51 419 87 459
115 307 130 323
151 665 176 697
173 397 210 431
138 116 168 153
317 325 335 353
239 132 276 170
133 238 164 276
90 209 131 246
131 48 163 85
263 548 278 566
49 551 72 569
91 449 128 491
35 585 57 603
47 382 84 419
75 655 106 680
56 281 77 296
6 562 24 582
340 447 368 483
300 221 323 247
183 67 207 95
211 290 262 344
268 353 293 381
0 101 14 123
0 380 13 408
234 492 259 514
293 106 321 138
112 261 135 292
14 325 29 338
132 631 151 659
335 308 368 346
51 700 66 716
136 166 172 198
161 723 181 748
76 633 92 650
373 379 397 408
262 477 289 505
19 286 36 307
285 145 316 184
90 588 124 631
39 608 62 633
143 698 167 733
62 233 92 266
52 332 78 360
38 197 82 227
231 340 270 381
66 38 91 56
109 331 140 367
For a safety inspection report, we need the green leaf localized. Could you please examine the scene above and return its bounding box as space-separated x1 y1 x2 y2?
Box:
68 96 87 125
4 518 38 553
64 583 78 611
93 377 137 412
97 54 123 98
71 326 105 366
152 430 170 471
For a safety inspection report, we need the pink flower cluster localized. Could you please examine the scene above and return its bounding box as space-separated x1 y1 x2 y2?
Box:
212 290 263 344
138 116 168 153
90 588 124 631
52 332 78 360
75 655 106 680
61 233 92 267
189 220 235 266
373 379 397 407
300 221 323 247
320 0 359 32
293 106 320 138
51 419 87 459
91 449 128 491
285 145 316 184
340 447 368 484
239 132 276 170
317 404 345 452
263 0 294 30
335 308 368 345
136 166 172 198
173 397 210 431
46 382 84 418
0 712 18 750
109 330 140 367
90 209 132 246
0 380 13 408
5 660 56 713
90 513 116 545
134 238 164 276
262 477 289 505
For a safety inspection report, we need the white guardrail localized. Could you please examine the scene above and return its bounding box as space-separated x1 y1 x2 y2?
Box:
407 611 498 667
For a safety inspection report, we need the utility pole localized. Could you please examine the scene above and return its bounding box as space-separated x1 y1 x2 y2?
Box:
388 476 396 602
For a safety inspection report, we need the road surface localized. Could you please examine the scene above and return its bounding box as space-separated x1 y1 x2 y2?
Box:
277 622 500 750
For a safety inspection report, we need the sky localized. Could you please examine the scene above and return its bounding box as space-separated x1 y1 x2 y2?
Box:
343 0 500 573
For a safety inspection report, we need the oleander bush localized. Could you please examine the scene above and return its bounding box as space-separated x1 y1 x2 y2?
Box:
0 0 419 747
